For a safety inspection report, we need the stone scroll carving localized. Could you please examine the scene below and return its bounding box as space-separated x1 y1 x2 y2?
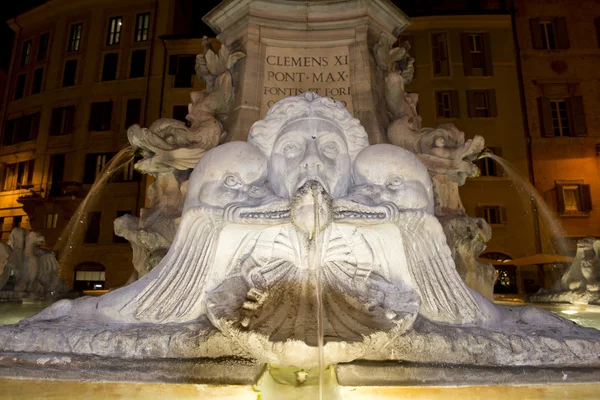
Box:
114 39 246 281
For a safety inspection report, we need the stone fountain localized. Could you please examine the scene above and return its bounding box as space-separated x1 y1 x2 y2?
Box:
1 0 600 393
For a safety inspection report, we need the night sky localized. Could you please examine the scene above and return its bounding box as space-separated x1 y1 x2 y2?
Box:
0 0 507 72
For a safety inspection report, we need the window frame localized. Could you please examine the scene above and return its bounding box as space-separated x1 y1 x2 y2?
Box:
134 13 151 42
106 16 123 46
431 32 450 77
68 23 83 53
20 40 32 67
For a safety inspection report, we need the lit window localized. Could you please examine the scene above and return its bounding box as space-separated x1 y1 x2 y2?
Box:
540 21 556 50
550 100 570 136
45 213 59 229
135 13 150 42
20 40 32 67
68 24 82 52
107 17 123 46
556 183 592 214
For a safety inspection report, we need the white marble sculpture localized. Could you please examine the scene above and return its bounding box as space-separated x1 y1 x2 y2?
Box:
4 93 600 371
375 35 497 299
114 40 246 281
0 228 69 297
532 237 600 305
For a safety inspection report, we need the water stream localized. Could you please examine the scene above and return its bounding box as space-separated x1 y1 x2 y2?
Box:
479 151 568 256
312 183 325 400
54 146 135 275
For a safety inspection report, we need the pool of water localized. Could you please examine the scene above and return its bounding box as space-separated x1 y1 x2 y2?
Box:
0 300 55 326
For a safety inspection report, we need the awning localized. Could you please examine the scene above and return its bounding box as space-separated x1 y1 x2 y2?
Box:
478 258 513 266
507 254 574 266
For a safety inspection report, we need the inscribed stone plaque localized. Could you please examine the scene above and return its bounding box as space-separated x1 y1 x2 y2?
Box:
261 46 353 116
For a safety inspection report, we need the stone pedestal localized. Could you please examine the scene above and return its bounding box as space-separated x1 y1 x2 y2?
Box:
203 0 410 143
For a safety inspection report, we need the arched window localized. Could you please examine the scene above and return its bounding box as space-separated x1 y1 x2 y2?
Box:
74 262 105 290
481 252 518 294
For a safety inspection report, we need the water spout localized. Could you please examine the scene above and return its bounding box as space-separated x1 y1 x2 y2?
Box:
478 150 568 256
54 146 135 278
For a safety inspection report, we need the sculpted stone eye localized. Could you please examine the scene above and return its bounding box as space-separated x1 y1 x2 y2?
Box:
283 142 300 155
386 176 404 189
321 142 339 158
224 174 242 188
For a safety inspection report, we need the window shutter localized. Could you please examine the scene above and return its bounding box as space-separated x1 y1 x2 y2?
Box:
435 91 443 117
50 108 61 136
529 18 544 50
595 17 600 48
500 207 508 224
568 96 587 137
537 97 555 137
450 90 460 118
460 33 473 76
475 206 485 219
487 89 498 117
556 184 565 213
482 33 493 76
168 55 178 75
581 184 592 212
554 17 570 49
466 90 475 117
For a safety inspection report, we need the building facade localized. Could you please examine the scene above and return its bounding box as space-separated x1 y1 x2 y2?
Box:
402 11 538 293
514 0 600 246
0 0 210 289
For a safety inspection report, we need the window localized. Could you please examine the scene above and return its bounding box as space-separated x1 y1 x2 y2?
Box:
111 159 140 183
17 159 35 189
475 147 503 177
101 53 119 81
530 18 570 50
113 210 131 243
2 160 34 191
83 153 114 184
31 68 43 94
84 212 101 244
45 213 59 229
461 33 493 76
596 17 600 48
135 13 150 42
129 49 146 78
467 90 497 118
169 55 196 88
431 33 449 77
63 59 77 87
172 105 189 126
37 33 49 61
107 17 122 46
477 206 507 225
49 154 65 197
556 183 592 214
88 101 113 131
2 114 39 146
14 74 26 100
435 90 459 118
68 23 83 52
20 40 32 67
538 96 587 137
50 106 75 136
12 216 22 229
125 99 142 128
74 263 105 290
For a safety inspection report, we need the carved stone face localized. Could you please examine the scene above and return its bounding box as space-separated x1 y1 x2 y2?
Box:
351 144 433 212
184 142 270 211
269 119 351 199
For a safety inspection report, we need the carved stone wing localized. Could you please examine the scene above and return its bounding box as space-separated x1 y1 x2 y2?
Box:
398 211 484 324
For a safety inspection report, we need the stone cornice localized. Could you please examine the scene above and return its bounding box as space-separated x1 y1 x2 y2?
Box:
405 14 511 31
203 0 410 36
